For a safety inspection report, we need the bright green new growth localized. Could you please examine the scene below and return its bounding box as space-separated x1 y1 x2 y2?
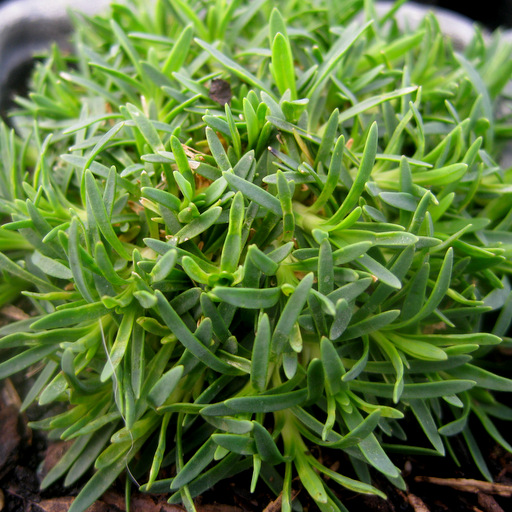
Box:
0 0 512 511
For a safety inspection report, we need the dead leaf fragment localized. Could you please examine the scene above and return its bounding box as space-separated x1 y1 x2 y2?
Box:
0 406 21 476
130 494 184 512
209 79 232 106
0 304 30 321
42 441 72 478
197 506 243 512
32 497 109 512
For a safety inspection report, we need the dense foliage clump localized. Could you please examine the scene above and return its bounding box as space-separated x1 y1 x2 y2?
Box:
0 1 512 511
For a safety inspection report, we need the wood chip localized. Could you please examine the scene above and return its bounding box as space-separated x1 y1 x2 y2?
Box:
415 476 512 497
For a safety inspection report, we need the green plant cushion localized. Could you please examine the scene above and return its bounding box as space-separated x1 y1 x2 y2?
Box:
0 1 511 511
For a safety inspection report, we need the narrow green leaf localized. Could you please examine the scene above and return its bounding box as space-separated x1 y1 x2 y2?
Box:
206 127 231 172
356 254 402 289
323 409 382 450
210 286 281 309
412 163 468 187
309 135 345 213
31 302 108 330
243 99 259 149
409 399 445 454
314 108 339 169
338 87 418 124
473 408 512 452
307 22 372 97
225 104 242 159
294 450 329 504
150 249 178 283
339 407 400 478
220 192 244 273
223 171 282 215
448 364 512 392
252 421 286 464
148 365 184 407
276 171 295 241
246 245 279 275
155 290 235 374
174 206 222 244
251 314 271 392
83 122 125 170
171 438 218 490
324 122 378 225
272 273 314 354
372 332 404 403
387 332 448 361
85 171 131 260
162 24 194 75
110 18 143 76
320 337 345 395
387 248 453 328
0 345 56 379
65 425 116 486
462 427 493 482
313 458 386 498
126 103 164 152
349 379 476 399
212 434 256 455
31 251 72 280
222 389 308 413
329 298 352 340
0 252 60 292
318 239 334 296
271 33 297 99
68 440 142 512
41 433 93 489
68 218 95 303
101 306 137 381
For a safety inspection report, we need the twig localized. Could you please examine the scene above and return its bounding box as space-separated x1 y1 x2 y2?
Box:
415 477 512 497
263 494 282 512
407 493 431 512
477 493 505 512
263 488 300 512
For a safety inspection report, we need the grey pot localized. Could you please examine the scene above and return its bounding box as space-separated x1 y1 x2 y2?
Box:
0 0 110 116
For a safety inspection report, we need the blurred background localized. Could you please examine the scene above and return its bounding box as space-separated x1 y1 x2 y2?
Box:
415 0 512 29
